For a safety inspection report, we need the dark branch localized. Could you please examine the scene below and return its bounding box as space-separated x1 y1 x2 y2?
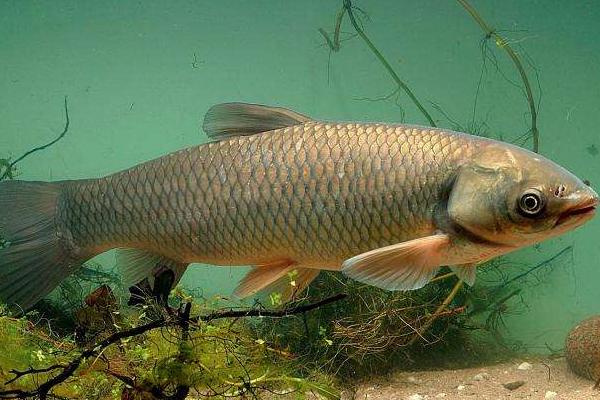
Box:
0 293 347 399
191 292 347 323
5 365 67 385
1 96 70 181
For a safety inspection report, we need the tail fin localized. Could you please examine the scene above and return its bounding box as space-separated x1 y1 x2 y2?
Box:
0 180 79 312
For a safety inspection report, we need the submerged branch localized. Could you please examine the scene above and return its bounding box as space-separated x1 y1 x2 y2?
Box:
408 279 464 346
321 0 436 126
456 0 539 152
4 365 67 386
0 293 346 399
0 97 70 181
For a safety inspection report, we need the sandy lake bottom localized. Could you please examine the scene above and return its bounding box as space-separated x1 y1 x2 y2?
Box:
341 357 599 400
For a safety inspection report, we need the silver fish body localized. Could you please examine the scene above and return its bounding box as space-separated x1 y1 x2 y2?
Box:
0 103 597 310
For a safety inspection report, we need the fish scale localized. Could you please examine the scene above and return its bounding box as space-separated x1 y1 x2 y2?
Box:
58 122 470 268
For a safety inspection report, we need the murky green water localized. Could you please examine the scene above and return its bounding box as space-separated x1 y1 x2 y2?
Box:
1 0 598 355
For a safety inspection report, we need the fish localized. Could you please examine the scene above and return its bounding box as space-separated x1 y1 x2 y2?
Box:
0 102 598 311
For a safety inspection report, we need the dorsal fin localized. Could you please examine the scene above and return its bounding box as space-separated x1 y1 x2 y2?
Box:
202 102 312 140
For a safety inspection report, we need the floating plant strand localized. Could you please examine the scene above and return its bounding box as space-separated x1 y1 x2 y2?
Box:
456 0 539 153
0 97 70 181
341 0 436 126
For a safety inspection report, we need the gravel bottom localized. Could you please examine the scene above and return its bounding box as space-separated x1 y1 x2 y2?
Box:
344 357 599 400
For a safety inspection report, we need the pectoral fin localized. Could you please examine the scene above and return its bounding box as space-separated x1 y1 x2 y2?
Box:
341 234 451 291
450 263 478 286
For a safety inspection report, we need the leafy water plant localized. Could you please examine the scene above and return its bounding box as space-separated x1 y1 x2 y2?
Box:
253 244 575 383
0 159 16 181
0 291 343 399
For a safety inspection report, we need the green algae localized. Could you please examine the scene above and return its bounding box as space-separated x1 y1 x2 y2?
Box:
0 293 340 399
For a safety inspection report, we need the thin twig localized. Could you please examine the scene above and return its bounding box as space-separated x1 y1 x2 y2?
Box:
0 96 70 181
0 293 346 399
456 0 539 152
341 0 436 126
172 302 192 400
408 279 464 346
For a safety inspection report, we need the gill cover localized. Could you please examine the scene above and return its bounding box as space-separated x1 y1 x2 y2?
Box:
447 146 518 244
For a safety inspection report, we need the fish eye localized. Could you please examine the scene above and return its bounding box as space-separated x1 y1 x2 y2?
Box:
518 189 545 217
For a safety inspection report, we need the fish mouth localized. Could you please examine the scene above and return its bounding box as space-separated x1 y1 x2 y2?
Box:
555 198 598 227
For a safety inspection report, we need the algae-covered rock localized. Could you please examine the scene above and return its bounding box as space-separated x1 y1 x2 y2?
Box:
565 315 600 383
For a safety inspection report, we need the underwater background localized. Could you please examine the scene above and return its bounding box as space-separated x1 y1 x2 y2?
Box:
1 0 599 358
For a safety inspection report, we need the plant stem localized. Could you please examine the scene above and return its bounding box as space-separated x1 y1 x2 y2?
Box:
456 0 539 152
342 0 436 126
408 279 464 346
318 7 346 52
0 97 70 181
430 272 456 283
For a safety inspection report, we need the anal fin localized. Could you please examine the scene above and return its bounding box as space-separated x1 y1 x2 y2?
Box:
261 268 321 303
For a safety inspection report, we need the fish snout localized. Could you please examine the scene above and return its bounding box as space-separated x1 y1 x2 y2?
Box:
579 185 600 212
555 186 598 227
586 186 600 206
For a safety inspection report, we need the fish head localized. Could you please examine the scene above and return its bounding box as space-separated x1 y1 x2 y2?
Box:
448 143 598 248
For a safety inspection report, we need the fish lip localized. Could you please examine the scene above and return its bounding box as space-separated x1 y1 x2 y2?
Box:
555 197 598 226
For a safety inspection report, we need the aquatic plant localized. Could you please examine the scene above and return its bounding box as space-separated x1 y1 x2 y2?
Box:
252 245 575 383
0 291 343 399
319 0 436 126
320 0 541 152
456 0 540 152
0 159 16 181
253 271 463 379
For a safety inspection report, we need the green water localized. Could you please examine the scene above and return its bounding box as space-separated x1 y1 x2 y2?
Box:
1 0 599 354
